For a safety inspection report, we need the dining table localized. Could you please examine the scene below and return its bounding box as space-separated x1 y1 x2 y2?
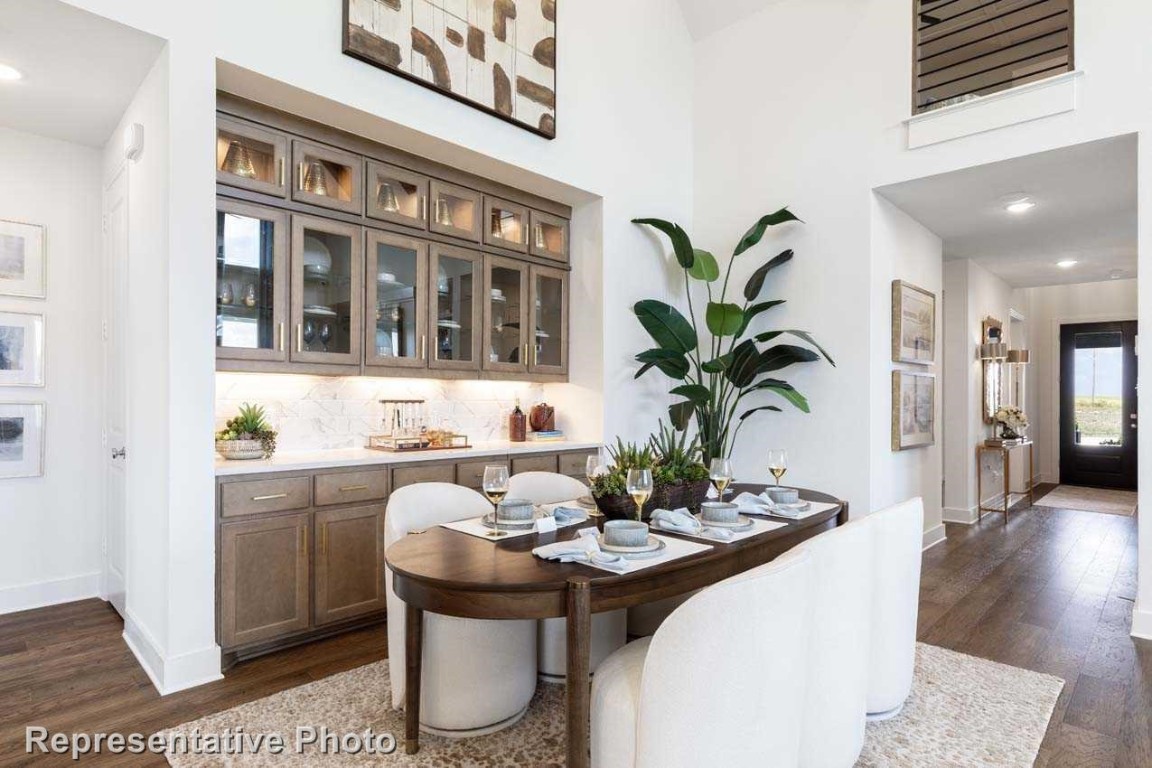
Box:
384 484 848 768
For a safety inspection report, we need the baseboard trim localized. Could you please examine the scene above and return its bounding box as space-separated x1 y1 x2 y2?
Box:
942 506 978 525
123 614 222 696
922 523 947 551
0 572 102 615
1131 604 1152 640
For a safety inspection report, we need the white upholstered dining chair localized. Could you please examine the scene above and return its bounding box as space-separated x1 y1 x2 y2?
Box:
590 548 814 768
384 483 537 736
507 471 628 681
863 496 924 720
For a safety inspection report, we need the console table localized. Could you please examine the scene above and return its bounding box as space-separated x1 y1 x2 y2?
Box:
976 441 1035 522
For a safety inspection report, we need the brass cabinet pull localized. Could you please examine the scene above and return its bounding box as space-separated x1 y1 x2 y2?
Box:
421 195 428 221
300 526 307 556
278 322 285 352
339 484 369 492
252 493 288 501
278 158 285 187
533 340 538 367
320 525 328 556
420 335 427 360
523 343 529 366
296 323 303 353
297 162 305 191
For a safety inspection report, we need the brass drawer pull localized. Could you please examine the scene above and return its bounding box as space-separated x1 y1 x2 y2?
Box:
278 157 285 187
339 484 370 492
252 493 288 501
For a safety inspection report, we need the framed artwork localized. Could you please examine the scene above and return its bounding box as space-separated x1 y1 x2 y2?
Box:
0 402 45 479
0 219 46 299
0 311 45 386
892 371 935 451
892 280 935 364
343 0 558 139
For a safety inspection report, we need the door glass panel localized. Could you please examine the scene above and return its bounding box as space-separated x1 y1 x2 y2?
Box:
301 228 353 355
489 204 526 246
373 242 420 361
435 256 475 362
489 265 524 365
535 219 565 255
217 129 278 186
434 191 476 234
371 170 422 221
217 211 276 350
299 152 355 203
535 273 564 367
1073 331 1123 446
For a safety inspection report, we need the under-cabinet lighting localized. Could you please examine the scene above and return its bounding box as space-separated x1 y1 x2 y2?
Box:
1056 259 1078 269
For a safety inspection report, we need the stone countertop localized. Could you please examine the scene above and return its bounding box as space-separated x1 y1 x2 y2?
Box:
214 440 602 477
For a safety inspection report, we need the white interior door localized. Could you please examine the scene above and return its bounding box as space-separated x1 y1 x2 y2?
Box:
103 165 129 617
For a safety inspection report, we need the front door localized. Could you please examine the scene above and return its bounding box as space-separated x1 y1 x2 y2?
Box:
1059 321 1138 489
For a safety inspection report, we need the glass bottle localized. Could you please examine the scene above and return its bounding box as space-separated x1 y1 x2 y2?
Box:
509 398 527 443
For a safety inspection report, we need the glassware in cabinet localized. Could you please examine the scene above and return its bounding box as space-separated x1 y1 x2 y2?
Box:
216 200 289 362
365 230 429 371
290 215 362 366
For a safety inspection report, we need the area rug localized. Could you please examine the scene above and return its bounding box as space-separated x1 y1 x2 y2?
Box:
1034 484 1138 516
163 644 1062 767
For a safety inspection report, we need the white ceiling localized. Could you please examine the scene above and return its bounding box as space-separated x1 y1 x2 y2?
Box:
675 0 787 41
876 135 1138 288
0 0 164 147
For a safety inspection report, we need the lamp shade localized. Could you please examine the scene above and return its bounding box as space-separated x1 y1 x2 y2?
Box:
1007 349 1030 364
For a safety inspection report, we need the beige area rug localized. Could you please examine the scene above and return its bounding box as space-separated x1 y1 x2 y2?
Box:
164 644 1062 768
1035 484 1138 516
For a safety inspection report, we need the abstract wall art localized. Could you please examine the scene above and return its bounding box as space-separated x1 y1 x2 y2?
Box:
0 402 44 479
0 220 46 299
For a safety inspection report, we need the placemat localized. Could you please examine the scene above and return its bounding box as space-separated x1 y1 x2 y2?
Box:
441 514 591 541
653 516 788 543
583 534 713 574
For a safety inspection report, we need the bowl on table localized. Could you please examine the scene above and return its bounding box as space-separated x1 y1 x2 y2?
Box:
603 520 650 548
496 498 535 523
765 487 800 505
700 501 740 524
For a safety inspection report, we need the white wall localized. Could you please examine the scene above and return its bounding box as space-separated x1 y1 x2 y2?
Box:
1018 279 1139 483
0 127 103 613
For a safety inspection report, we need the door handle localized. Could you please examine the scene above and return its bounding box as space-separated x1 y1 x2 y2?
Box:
111 448 126 460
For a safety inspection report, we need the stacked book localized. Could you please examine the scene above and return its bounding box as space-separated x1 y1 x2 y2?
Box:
527 430 566 442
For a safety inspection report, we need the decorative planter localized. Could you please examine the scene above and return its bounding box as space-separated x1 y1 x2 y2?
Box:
594 492 659 522
655 479 710 512
215 439 268 460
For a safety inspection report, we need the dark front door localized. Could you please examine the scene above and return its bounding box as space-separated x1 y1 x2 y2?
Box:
1060 321 1138 489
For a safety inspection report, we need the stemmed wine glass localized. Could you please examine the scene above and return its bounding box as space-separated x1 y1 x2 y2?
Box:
709 458 733 499
318 322 332 353
302 320 316 351
585 454 605 517
482 465 510 539
767 449 788 488
626 468 653 523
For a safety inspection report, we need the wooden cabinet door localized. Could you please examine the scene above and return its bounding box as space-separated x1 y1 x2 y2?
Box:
529 265 569 375
364 229 429 372
290 215 363 367
427 245 482 372
483 196 529 253
216 200 290 363
529 210 569 262
216 116 289 197
314 505 387 625
366 161 429 230
290 140 364 214
483 254 530 374
429 180 482 242
220 513 311 649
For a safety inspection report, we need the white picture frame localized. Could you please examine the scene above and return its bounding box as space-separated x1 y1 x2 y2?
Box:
0 402 45 479
892 371 935 451
892 280 935 364
0 219 47 299
0 311 45 387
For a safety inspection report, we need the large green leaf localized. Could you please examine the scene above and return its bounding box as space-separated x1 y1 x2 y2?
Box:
701 354 731 373
706 302 745 337
753 329 836 366
635 348 689 379
724 340 761 388
670 383 711 405
743 249 794 301
634 300 698 353
733 208 802 256
687 249 720 282
745 378 810 412
669 401 696 430
633 218 695 270
737 299 786 336
739 405 783 421
756 344 821 374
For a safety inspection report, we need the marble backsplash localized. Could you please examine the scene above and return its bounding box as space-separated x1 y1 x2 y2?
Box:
216 373 546 452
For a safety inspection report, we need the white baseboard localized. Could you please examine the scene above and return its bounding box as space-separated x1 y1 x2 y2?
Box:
922 523 946 551
942 506 978 525
0 572 102 615
1131 604 1152 640
123 613 223 696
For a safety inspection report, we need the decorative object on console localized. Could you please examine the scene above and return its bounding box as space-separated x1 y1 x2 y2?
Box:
591 429 709 519
367 398 470 452
0 401 44 479
215 402 278 460
0 311 44 387
0 219 46 299
631 209 835 464
529 402 555 432
891 371 935 451
993 405 1029 441
342 0 558 139
891 280 936 364
509 398 527 442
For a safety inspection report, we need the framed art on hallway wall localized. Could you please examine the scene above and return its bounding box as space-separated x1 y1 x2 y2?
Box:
892 280 935 364
0 402 45 479
0 311 45 387
892 371 935 451
0 219 47 299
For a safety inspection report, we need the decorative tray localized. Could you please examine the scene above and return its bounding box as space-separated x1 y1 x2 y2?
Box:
367 433 470 452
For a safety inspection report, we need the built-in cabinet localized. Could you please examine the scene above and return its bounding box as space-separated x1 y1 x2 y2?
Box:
215 99 572 382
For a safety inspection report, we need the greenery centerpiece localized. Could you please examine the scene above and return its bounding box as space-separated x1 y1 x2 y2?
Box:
590 426 709 520
215 403 278 460
631 209 835 464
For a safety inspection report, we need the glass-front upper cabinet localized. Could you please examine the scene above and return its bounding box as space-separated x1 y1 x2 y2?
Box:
216 117 288 197
530 210 569 263
483 196 529 253
290 215 362 367
365 230 428 372
429 180 482 242
291 140 363 215
366 161 428 230
428 245 481 371
529 265 568 375
483 255 529 373
216 201 289 362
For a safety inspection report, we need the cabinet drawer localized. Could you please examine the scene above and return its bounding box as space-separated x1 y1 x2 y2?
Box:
220 476 311 518
315 469 390 506
392 463 456 490
511 454 558 474
559 451 598 478
456 458 509 489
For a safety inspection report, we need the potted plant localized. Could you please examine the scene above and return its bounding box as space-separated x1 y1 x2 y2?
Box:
650 420 710 510
631 210 835 464
590 439 659 520
993 405 1028 441
216 403 278 460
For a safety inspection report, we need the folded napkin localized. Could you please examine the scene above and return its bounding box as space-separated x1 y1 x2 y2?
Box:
650 508 735 541
540 504 589 525
733 491 810 519
532 528 627 571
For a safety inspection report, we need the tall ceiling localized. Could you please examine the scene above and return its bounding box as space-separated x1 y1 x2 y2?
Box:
675 0 786 41
0 0 164 147
875 136 1137 289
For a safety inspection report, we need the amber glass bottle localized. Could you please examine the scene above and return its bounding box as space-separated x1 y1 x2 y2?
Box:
509 399 527 442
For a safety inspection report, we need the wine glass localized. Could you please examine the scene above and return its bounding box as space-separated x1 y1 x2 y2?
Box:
302 319 316 351
585 454 605 517
709 458 733 499
626 468 653 522
767 449 788 488
318 322 332 352
482 465 510 538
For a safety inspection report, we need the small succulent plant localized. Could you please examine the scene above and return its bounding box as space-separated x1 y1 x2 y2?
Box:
216 403 278 458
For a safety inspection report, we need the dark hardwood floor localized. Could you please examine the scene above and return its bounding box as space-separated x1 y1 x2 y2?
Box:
1 487 1148 766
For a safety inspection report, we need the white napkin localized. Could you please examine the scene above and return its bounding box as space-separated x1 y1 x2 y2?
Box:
532 528 627 571
545 505 589 525
650 508 735 541
733 491 810 519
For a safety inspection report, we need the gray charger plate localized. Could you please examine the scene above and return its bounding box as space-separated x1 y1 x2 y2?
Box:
693 513 755 531
598 535 667 559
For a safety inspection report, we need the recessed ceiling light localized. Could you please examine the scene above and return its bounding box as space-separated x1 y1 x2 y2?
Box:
1110 269 1125 280
0 63 23 82
1057 259 1078 269
1004 196 1036 214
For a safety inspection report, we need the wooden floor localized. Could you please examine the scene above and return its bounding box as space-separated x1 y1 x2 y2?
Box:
1 488 1149 766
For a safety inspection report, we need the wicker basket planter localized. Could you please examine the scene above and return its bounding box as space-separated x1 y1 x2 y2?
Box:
594 492 659 521
655 478 711 512
215 439 268 460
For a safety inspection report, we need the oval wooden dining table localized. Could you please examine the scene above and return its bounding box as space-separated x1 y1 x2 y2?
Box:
385 485 847 768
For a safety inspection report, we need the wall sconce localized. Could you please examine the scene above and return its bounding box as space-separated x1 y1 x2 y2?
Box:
981 317 1005 424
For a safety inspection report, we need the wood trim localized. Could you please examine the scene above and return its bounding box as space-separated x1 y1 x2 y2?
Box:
529 264 569 375
364 229 430 371
482 253 530 374
365 160 430 231
216 115 289 198
289 214 363 367
290 139 364 214
427 244 483 371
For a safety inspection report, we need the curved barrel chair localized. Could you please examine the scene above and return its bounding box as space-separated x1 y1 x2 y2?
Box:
863 497 924 720
507 471 627 681
384 483 537 736
590 548 814 768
